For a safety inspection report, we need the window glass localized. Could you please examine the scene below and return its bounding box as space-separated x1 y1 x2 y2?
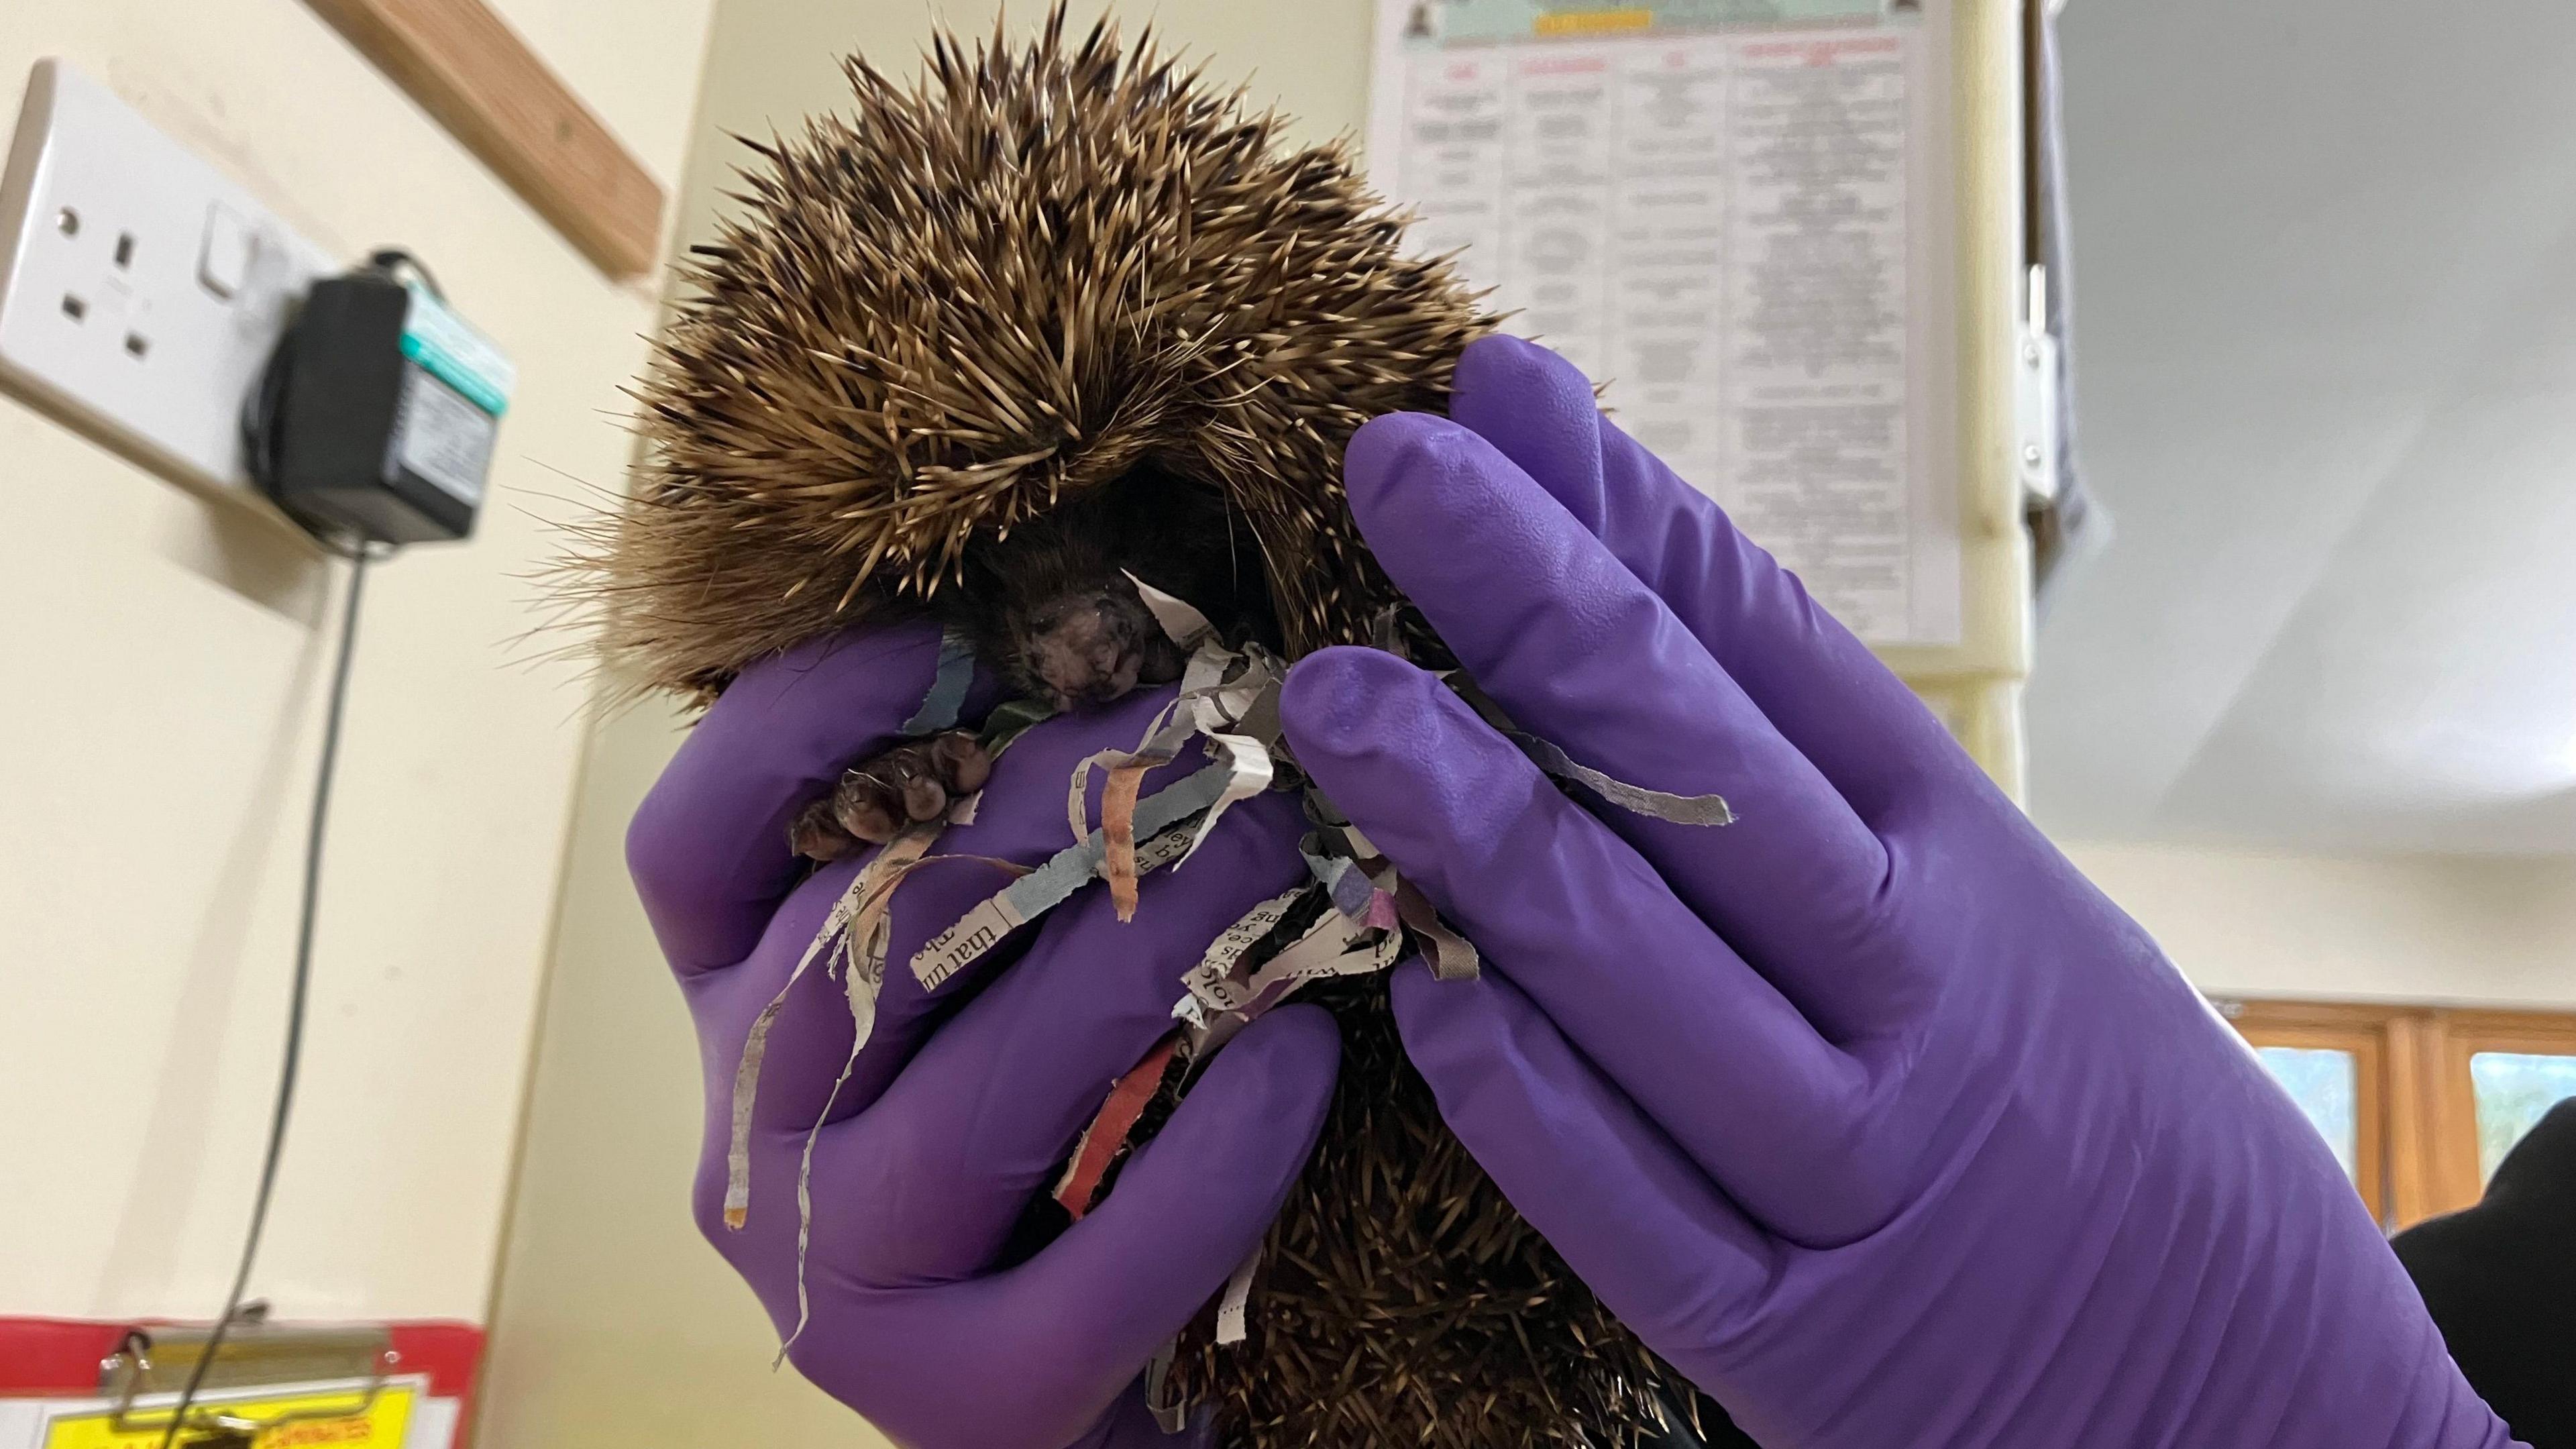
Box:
2255 1046 2359 1183
2468 1051 2576 1184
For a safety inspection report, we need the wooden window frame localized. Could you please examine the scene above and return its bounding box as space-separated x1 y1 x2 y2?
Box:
2212 1000 2576 1230
2214 1000 2394 1224
2418 1009 2576 1220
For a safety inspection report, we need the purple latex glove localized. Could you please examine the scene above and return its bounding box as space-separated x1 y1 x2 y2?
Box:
1279 335 2520 1449
627 623 1339 1449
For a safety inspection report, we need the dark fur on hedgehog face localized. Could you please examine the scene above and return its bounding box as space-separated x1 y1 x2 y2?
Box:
938 461 1283 712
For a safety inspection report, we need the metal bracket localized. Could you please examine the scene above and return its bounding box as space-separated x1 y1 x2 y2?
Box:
99 1314 396 1442
2015 264 2062 506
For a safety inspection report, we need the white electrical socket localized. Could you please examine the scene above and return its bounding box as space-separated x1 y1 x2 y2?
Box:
0 58 341 502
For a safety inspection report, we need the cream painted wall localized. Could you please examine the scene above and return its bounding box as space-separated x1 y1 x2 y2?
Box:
0 0 714 1324
473 691 857 1444
475 4 1373 1445
2067 843 2576 1009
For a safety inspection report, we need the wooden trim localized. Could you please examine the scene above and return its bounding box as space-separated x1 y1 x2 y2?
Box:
2436 1008 2576 1055
303 0 665 278
2214 999 2407 1034
2424 1014 2483 1220
2381 1011 2444 1228
2353 1032 2387 1227
2426 1008 2576 1218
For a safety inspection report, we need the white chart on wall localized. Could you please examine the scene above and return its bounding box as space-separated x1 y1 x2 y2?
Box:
1368 0 1962 649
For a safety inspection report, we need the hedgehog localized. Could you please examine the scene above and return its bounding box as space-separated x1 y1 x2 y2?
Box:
563 11 1743 1448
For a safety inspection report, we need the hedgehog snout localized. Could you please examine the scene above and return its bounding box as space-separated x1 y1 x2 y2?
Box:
1028 594 1150 709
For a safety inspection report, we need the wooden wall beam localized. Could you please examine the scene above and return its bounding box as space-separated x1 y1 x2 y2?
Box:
304 0 666 278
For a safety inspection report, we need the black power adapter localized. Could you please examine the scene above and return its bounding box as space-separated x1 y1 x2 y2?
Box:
244 251 511 547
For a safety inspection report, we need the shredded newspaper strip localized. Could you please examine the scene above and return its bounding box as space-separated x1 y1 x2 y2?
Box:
1448 673 1737 827
724 821 941 1234
1215 1244 1263 1346
737 578 1734 1371
1144 1342 1187 1433
732 816 942 1360
899 626 977 737
1174 897 1403 1028
911 761 1234 990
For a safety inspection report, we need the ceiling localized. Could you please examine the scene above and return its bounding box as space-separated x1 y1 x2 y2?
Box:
2024 0 2576 855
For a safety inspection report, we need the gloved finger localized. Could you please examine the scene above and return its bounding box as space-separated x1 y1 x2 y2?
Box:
819 790 1311 1282
1283 648 1901 1240
1444 333 1978 828
1340 417 1927 1040
1389 959 1772 1367
682 687 1244 1142
802 1005 1341 1449
629 621 1000 975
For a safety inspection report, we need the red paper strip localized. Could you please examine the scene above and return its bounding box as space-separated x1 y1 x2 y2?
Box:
1054 1032 1180 1220
1102 764 1148 921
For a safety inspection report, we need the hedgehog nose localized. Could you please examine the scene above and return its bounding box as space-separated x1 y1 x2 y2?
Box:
1032 602 1142 708
1057 647 1136 706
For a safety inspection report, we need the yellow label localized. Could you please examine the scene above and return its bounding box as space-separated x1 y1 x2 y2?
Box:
44 1383 414 1449
1535 7 1656 36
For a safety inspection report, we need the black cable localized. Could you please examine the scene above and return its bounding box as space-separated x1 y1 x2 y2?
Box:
365 248 443 299
156 549 372 1448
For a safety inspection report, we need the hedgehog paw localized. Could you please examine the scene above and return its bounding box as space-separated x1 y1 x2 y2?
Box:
791 731 992 859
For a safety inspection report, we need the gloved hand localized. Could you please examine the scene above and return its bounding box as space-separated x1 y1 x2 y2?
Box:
1279 335 2520 1449
627 624 1339 1449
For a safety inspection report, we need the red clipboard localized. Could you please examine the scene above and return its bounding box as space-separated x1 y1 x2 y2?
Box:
0 1318 482 1448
